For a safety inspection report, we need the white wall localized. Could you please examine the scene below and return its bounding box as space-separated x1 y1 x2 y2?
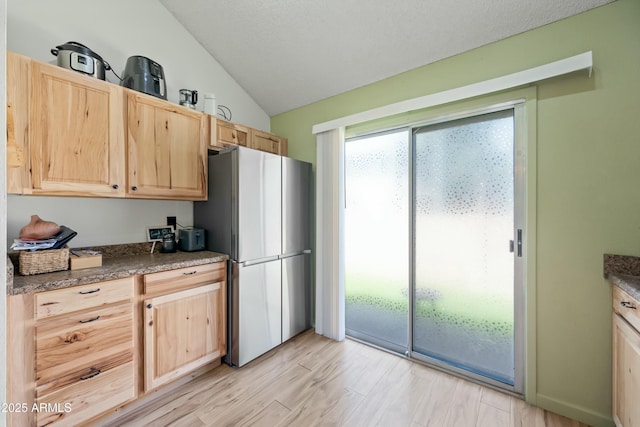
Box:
5 0 270 249
7 197 194 247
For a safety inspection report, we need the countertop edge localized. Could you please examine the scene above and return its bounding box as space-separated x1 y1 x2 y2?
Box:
604 253 640 300
607 273 640 301
8 251 228 296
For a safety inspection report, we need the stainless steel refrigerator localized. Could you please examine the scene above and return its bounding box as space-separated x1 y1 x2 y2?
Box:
194 147 312 367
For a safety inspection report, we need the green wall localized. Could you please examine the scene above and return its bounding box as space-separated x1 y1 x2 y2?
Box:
272 1 640 426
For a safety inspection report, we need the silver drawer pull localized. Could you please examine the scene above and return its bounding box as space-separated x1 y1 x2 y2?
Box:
183 271 197 275
78 288 100 295
621 301 637 310
80 369 101 381
79 316 101 324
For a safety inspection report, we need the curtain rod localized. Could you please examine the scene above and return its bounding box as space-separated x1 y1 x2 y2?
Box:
312 51 593 135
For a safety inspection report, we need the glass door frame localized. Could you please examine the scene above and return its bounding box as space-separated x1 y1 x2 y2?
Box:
344 88 536 397
406 100 526 395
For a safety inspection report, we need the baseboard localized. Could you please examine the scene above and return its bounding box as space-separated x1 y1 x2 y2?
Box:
536 393 614 427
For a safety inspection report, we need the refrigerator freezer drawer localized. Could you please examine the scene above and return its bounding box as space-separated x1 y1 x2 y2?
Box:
230 260 282 367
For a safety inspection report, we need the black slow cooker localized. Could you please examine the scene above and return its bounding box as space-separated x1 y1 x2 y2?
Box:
51 41 111 80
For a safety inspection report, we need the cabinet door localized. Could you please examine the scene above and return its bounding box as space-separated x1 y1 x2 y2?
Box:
127 92 207 200
30 60 126 196
212 118 249 150
144 282 225 390
6 52 32 194
613 314 640 427
250 129 288 156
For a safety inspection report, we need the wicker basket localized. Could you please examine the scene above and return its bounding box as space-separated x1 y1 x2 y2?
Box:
19 247 70 275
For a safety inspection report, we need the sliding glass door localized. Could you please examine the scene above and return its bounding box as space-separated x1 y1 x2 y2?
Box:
345 107 523 392
412 110 516 385
344 130 409 353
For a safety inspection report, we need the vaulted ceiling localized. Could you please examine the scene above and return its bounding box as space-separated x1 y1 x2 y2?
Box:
160 0 614 116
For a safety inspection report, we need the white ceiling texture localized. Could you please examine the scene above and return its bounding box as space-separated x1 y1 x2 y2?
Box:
160 0 614 116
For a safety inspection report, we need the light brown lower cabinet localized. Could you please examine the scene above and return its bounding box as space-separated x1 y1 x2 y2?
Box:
6 261 227 426
144 282 226 390
142 262 227 391
6 277 138 427
612 287 640 427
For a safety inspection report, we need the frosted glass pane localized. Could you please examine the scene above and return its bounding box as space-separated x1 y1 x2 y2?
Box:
413 110 515 384
345 131 409 350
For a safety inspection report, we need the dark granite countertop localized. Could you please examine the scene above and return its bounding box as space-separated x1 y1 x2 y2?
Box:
604 254 640 301
8 243 228 296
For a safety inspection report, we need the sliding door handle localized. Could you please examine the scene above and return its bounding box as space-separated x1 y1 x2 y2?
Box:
517 229 523 257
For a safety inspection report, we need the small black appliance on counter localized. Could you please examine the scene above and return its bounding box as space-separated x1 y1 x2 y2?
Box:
178 228 205 252
121 55 166 99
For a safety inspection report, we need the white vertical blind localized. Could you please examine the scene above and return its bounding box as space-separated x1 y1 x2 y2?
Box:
315 128 346 341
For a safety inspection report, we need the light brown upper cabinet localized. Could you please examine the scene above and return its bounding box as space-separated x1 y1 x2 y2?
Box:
7 52 31 194
21 54 127 197
250 128 288 156
127 92 207 200
210 117 250 150
208 116 289 157
6 51 208 200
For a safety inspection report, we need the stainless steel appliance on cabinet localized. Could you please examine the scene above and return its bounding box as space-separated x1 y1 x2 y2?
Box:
194 147 312 367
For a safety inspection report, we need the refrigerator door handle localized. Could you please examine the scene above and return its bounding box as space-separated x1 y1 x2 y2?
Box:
280 249 312 259
240 256 280 267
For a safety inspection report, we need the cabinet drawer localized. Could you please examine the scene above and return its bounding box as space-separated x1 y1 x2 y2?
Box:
144 262 226 296
36 277 134 319
613 286 640 332
35 361 135 427
36 302 133 388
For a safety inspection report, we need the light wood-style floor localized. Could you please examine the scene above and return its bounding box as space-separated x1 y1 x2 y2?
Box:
113 330 590 427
